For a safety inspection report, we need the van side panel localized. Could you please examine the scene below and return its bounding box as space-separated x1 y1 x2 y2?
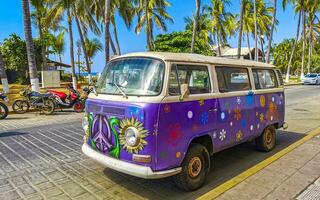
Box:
156 91 285 171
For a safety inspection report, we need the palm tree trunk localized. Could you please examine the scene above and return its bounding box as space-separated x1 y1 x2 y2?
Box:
105 0 111 63
307 18 313 74
109 31 117 55
22 0 40 92
254 0 258 61
37 18 47 72
246 33 252 60
75 15 92 83
67 8 77 89
259 36 265 62
300 10 306 79
285 11 301 83
216 32 222 56
191 0 200 53
237 0 245 59
0 51 9 93
266 0 277 63
145 0 153 51
112 24 121 55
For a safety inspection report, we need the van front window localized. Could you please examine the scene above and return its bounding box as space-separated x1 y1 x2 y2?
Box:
96 58 165 96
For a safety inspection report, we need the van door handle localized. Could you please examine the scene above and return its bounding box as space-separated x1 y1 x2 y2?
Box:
208 107 218 112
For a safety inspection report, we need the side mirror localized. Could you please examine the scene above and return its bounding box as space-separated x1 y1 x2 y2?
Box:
180 83 189 100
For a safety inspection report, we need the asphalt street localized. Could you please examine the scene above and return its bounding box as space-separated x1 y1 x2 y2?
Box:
0 85 319 200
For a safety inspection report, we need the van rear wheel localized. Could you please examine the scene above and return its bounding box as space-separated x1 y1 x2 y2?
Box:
174 144 210 191
256 125 276 152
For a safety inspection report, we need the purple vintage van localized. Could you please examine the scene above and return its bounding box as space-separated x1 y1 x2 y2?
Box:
82 52 287 191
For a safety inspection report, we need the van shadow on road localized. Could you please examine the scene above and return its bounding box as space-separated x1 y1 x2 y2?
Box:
103 130 304 200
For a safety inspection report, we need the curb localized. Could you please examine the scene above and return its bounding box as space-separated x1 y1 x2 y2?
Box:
197 127 320 200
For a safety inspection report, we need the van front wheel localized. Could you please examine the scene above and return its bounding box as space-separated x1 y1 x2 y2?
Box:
174 144 209 191
256 126 276 152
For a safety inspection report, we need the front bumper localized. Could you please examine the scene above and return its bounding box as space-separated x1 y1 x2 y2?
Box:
82 143 182 179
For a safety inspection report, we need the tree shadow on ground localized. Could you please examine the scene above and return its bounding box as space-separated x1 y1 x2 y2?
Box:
0 131 29 138
103 130 305 200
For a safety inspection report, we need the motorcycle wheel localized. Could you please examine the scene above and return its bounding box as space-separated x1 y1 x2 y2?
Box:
73 101 84 113
42 99 55 115
12 100 29 114
0 102 9 119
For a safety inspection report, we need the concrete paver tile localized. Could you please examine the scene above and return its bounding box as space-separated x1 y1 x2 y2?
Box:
0 190 21 200
263 171 317 200
59 181 86 198
18 184 37 196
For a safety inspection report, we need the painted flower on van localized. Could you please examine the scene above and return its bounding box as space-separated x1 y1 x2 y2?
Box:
236 130 243 142
246 94 254 106
201 112 209 125
260 95 266 107
167 123 182 147
236 97 242 105
219 129 226 141
164 104 171 113
234 107 242 121
259 113 265 123
119 117 148 154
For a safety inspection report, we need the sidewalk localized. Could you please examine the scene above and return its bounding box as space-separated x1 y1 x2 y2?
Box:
214 134 320 200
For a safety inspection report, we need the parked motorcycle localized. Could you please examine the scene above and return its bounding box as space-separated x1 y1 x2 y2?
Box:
12 87 55 115
0 92 9 119
47 84 93 113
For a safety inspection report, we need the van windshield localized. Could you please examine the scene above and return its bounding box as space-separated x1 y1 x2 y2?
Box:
96 57 165 96
305 74 317 78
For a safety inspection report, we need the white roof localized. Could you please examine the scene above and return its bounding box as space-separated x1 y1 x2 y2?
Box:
114 52 275 68
222 47 253 56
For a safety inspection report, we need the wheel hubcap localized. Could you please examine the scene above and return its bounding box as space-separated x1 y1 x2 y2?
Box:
188 157 202 178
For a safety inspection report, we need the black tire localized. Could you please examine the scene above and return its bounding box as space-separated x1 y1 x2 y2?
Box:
0 102 9 119
256 125 276 152
12 100 29 114
42 99 55 115
174 143 210 191
73 101 84 113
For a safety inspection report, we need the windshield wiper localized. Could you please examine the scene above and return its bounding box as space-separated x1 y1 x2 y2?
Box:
107 82 128 98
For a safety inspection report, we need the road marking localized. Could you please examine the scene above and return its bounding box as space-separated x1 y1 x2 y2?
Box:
197 127 320 200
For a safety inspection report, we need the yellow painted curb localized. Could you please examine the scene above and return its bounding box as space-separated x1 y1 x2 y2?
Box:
197 127 320 200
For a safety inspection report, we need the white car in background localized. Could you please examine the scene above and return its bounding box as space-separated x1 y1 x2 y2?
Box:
301 73 320 85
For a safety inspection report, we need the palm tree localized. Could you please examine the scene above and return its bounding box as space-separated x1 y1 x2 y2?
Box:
85 38 103 68
207 0 234 56
105 0 111 63
266 0 277 63
306 0 319 73
30 0 48 72
191 0 201 53
22 0 40 92
237 0 245 59
49 31 65 63
73 0 101 84
47 0 77 89
254 0 258 61
283 0 306 82
242 0 253 60
135 0 173 51
0 51 9 93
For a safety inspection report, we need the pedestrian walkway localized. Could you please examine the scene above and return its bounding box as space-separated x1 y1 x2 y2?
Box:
206 134 320 200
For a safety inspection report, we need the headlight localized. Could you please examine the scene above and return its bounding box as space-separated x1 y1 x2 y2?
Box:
125 127 140 147
82 113 89 131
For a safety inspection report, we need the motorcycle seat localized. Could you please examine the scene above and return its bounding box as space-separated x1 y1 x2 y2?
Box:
47 90 67 99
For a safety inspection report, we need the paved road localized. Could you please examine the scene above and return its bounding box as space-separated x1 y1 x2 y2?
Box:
0 85 320 200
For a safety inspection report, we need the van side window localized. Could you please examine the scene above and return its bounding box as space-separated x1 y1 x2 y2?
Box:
169 65 211 95
216 67 251 92
252 69 278 89
276 69 284 86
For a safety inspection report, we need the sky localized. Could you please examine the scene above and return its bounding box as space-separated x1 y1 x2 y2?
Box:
0 0 298 73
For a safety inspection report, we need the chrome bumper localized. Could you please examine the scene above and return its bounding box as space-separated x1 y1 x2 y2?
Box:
81 143 182 179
